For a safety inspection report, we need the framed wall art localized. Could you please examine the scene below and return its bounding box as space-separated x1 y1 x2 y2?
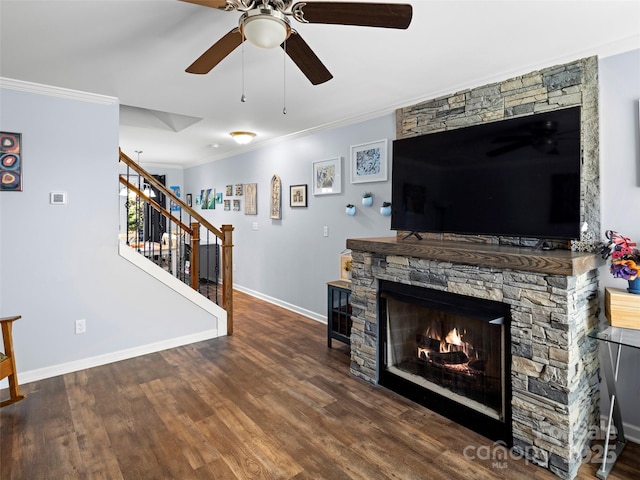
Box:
244 183 257 215
186 193 192 207
0 132 22 191
290 184 308 207
270 174 282 219
312 157 341 195
350 139 388 184
170 185 181 211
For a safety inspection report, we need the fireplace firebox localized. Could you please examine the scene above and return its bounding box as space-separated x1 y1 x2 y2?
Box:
378 280 512 443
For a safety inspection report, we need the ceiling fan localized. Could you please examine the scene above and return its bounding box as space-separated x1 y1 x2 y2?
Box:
180 0 413 85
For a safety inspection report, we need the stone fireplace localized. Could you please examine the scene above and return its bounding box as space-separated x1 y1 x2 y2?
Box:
346 237 602 480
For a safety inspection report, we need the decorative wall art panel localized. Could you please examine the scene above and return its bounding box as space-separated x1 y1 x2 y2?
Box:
244 183 257 215
0 132 22 191
270 174 282 219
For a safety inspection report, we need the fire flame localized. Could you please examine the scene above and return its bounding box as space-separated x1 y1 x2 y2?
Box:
443 328 463 350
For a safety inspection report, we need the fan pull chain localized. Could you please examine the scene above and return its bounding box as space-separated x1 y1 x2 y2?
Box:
282 39 287 115
240 33 246 103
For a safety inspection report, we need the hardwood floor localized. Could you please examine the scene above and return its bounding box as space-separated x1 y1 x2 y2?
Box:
2 290 639 479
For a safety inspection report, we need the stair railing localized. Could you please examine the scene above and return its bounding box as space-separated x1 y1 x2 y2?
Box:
118 148 234 334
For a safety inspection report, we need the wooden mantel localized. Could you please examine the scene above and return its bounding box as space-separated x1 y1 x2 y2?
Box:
346 237 603 277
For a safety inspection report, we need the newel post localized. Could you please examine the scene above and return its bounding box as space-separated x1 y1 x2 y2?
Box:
221 224 234 334
190 222 200 290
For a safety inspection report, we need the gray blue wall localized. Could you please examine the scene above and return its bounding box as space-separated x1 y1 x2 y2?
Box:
0 85 220 381
184 115 397 319
598 48 640 434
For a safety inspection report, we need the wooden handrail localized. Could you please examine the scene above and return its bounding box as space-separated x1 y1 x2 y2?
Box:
120 148 222 239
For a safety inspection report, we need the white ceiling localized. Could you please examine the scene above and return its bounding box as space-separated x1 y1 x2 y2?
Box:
1 0 639 168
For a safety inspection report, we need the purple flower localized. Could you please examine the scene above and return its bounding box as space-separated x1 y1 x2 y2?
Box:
610 262 637 280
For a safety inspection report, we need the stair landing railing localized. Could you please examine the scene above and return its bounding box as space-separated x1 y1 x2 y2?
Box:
118 148 234 334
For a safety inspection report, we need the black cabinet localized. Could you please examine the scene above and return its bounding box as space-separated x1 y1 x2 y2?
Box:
327 280 352 348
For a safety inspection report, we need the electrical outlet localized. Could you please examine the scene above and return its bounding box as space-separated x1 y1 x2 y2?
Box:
75 319 86 335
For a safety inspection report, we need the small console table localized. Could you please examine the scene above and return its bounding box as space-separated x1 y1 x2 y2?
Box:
590 325 640 479
327 280 351 348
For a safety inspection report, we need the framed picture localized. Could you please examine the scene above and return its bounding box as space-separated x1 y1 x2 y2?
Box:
290 184 307 207
170 186 181 211
233 199 241 211
350 139 388 184
312 157 341 195
244 183 257 215
0 132 22 191
225 185 233 196
235 184 243 196
224 199 231 211
186 193 192 207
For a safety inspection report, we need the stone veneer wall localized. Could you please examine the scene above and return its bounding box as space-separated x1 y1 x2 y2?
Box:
349 57 602 480
395 56 600 246
349 252 600 480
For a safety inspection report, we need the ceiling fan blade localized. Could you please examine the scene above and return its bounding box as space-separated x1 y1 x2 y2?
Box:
293 2 412 29
282 32 333 85
186 28 242 74
179 0 228 9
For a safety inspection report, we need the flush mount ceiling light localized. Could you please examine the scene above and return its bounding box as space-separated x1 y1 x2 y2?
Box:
230 131 256 145
240 6 291 49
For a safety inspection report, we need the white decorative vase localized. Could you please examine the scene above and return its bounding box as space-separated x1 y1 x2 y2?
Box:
380 205 392 216
362 196 373 207
346 206 356 216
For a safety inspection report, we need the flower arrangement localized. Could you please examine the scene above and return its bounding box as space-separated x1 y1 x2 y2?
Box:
598 230 640 281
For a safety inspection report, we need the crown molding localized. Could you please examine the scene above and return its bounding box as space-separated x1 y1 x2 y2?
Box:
0 77 118 105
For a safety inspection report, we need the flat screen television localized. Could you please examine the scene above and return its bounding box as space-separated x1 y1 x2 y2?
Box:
391 106 581 240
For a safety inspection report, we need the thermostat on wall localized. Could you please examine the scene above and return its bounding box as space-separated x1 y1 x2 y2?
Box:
50 192 67 205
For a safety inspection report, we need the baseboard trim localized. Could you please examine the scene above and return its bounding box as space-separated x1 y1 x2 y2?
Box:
1 328 222 389
600 415 640 444
233 284 326 324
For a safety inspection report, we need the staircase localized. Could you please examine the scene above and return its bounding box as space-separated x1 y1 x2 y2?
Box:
118 148 235 333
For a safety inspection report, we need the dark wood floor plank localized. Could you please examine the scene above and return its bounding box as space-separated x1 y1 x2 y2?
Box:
2 289 639 480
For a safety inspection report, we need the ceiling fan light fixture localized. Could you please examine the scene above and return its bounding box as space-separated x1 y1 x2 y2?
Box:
230 131 256 144
241 8 291 49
